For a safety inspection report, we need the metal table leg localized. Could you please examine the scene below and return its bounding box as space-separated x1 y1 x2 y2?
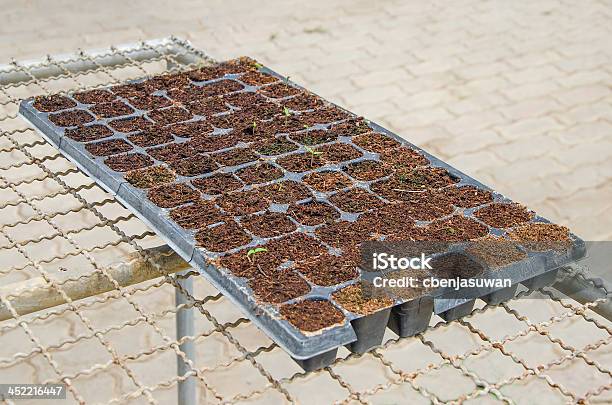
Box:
176 271 197 405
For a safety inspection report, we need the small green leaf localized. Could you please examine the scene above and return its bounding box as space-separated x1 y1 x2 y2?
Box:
254 62 264 69
304 146 322 156
283 106 291 117
247 247 268 257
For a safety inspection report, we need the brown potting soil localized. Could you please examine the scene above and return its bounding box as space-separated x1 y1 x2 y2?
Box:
169 200 225 229
424 215 489 241
371 167 458 194
110 83 148 99
343 160 393 181
288 200 340 226
85 139 132 157
315 219 375 249
199 80 245 97
264 233 327 263
220 248 283 279
332 282 393 315
283 93 324 111
186 59 254 82
353 132 401 153
398 190 456 221
357 204 418 237
258 82 302 98
241 211 296 238
104 153 153 172
239 70 279 86
90 101 134 119
330 118 371 137
187 97 231 116
127 127 174 147
379 147 429 170
108 116 152 133
142 73 191 92
147 142 197 163
212 147 258 167
236 162 283 184
303 171 352 192
128 94 172 110
216 189 269 215
466 236 527 268
474 203 534 229
298 107 351 126
33 94 76 112
317 143 362 163
257 116 307 135
280 300 345 332
125 165 176 188
239 103 285 121
73 89 116 105
507 223 571 251
49 109 94 127
276 152 325 173
261 181 311 204
65 125 113 142
294 253 359 286
195 220 251 252
249 269 311 304
223 91 268 108
189 134 240 153
168 121 213 138
147 183 199 208
329 188 384 213
147 106 193 125
441 185 493 208
256 137 299 156
169 155 217 177
192 173 243 195
289 129 337 146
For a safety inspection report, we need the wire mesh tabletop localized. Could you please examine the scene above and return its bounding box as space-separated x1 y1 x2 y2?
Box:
0 37 610 405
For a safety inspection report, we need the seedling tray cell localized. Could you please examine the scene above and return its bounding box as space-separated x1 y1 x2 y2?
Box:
21 56 586 369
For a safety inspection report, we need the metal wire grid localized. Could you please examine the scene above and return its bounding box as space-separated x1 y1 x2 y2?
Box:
0 37 609 404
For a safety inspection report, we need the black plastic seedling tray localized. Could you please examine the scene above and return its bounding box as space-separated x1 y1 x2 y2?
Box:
20 56 586 371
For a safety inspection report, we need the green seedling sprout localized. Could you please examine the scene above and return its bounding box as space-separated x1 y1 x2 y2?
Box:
283 106 291 117
253 62 264 69
247 247 268 261
304 146 323 166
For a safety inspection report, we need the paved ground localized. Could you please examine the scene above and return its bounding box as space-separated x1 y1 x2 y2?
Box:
3 0 612 239
1 1 611 404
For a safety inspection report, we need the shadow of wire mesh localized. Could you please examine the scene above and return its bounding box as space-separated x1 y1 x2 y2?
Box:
0 38 609 404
